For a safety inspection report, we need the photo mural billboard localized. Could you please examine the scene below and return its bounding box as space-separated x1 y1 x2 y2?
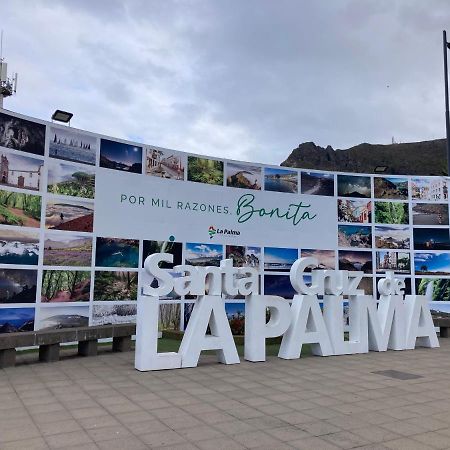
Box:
0 108 449 334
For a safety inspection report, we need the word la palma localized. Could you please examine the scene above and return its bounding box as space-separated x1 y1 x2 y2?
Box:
135 255 438 371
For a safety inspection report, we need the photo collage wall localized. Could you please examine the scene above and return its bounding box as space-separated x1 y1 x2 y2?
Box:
0 109 449 335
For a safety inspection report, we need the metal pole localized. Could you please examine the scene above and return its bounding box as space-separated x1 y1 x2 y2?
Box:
444 30 450 175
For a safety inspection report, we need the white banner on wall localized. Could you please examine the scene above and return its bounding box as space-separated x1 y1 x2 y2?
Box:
0 108 449 334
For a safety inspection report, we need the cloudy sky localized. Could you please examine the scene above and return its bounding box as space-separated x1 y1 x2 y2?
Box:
2 0 450 164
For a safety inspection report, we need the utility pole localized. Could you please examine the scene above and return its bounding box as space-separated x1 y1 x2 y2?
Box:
443 31 450 175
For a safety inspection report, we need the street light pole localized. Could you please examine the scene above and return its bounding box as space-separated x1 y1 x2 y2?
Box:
443 31 450 176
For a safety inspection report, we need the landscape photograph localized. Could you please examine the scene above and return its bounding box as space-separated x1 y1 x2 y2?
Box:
264 275 296 298
146 147 185 180
185 242 223 266
47 161 95 199
264 247 298 271
187 156 224 185
337 175 371 198
412 203 449 225
0 229 39 265
338 250 373 273
142 240 182 269
159 303 181 331
301 171 334 196
358 277 373 295
226 245 261 268
38 305 89 330
0 307 34 333
226 162 262 190
94 271 138 301
100 139 142 173
264 167 298 193
417 279 450 302
376 251 410 274
0 189 41 228
43 233 92 267
411 178 448 202
338 225 372 248
41 270 91 302
225 303 245 335
96 237 139 268
300 249 335 270
374 201 409 224
413 228 450 250
0 112 45 156
337 199 371 223
0 269 37 303
49 126 97 165
374 226 410 249
374 177 408 199
429 302 450 319
45 200 94 232
92 304 137 326
0 149 43 191
414 253 450 276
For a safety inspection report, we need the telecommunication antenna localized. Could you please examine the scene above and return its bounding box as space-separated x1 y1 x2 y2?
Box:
0 30 18 109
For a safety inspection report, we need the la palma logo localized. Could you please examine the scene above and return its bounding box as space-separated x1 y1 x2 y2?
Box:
208 226 216 239
208 225 240 239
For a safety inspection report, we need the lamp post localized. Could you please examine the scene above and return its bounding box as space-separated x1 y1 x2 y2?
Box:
443 31 450 176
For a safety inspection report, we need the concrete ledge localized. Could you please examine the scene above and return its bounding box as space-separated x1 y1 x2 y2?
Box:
0 348 16 368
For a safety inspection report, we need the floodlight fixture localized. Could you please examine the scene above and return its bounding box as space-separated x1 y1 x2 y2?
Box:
51 109 73 124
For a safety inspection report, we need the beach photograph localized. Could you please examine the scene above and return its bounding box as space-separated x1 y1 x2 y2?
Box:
100 139 143 173
337 199 372 223
142 240 182 269
49 126 97 165
413 228 450 250
226 245 261 268
264 247 298 271
417 278 450 302
338 250 373 273
0 229 39 265
185 242 223 266
374 177 408 199
38 305 89 330
95 237 139 268
414 253 450 276
41 270 91 302
338 225 372 248
0 307 34 333
376 251 410 273
264 275 296 298
0 149 43 191
226 162 262 190
94 271 138 301
43 233 92 266
412 203 449 225
45 200 94 232
264 167 298 193
374 226 410 249
146 147 185 180
337 175 371 198
301 171 334 196
375 201 409 224
187 156 224 185
47 161 95 199
411 178 448 202
0 189 41 228
92 304 137 326
0 269 37 303
0 112 45 156
300 249 335 270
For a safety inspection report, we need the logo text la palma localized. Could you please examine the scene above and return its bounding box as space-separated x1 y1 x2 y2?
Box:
209 225 240 239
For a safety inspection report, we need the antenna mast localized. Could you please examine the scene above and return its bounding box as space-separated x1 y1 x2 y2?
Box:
0 31 18 109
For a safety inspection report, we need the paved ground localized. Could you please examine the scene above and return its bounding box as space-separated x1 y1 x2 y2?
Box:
2 341 450 450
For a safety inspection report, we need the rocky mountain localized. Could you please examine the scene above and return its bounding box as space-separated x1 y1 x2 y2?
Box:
281 139 448 175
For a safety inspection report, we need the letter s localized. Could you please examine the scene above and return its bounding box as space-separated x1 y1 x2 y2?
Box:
143 253 174 296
